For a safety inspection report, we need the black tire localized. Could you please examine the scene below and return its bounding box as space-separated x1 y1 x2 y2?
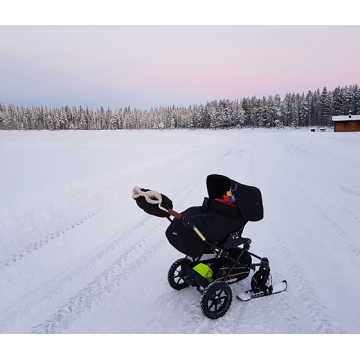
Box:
200 281 232 319
168 258 191 290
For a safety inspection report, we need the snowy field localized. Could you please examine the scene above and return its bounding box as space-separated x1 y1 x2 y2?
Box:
1 128 360 336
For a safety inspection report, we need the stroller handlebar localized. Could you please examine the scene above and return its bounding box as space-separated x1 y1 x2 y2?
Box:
167 208 182 219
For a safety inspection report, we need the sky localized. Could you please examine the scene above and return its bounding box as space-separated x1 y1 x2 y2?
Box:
1 24 360 111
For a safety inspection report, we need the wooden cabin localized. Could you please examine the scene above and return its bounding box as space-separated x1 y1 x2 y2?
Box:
332 112 360 132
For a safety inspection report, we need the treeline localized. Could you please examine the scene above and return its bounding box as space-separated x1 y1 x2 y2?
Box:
1 84 359 131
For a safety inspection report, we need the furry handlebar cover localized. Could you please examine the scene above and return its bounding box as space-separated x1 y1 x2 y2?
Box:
132 186 173 218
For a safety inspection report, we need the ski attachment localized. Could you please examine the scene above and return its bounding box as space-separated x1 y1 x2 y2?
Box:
237 280 287 302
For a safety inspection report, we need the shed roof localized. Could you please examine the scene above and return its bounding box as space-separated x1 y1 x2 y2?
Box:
332 115 360 122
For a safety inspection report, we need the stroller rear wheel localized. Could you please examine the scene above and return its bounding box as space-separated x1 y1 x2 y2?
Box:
168 258 191 290
200 281 232 319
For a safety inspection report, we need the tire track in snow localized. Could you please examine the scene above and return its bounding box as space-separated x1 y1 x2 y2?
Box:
275 145 360 261
118 289 181 333
281 140 360 254
0 215 159 333
266 217 345 333
0 209 102 269
307 199 360 258
31 223 167 334
266 144 350 333
265 140 360 275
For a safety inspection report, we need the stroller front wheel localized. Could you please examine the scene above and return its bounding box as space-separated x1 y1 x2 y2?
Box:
200 281 232 319
168 258 191 290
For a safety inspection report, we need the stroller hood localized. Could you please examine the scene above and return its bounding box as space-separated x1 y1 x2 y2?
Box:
206 174 263 222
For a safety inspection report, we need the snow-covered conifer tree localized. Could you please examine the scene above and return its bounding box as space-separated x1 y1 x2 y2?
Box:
354 84 360 115
321 87 332 126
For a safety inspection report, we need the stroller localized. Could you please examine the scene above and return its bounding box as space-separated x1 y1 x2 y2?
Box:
132 174 286 319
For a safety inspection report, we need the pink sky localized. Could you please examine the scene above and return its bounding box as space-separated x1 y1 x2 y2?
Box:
1 26 359 110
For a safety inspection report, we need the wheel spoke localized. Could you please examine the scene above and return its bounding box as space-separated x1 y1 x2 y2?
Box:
174 276 183 284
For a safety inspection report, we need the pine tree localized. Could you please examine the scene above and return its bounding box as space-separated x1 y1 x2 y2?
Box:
209 101 219 129
273 94 282 126
282 93 292 127
321 87 332 126
264 96 274 127
332 86 343 116
249 96 259 128
354 84 360 115
241 98 251 127
344 86 353 114
301 91 312 127
46 111 54 130
0 102 7 129
311 89 322 126
3 105 13 130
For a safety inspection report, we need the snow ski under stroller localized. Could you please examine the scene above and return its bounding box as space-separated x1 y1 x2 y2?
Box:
132 174 287 319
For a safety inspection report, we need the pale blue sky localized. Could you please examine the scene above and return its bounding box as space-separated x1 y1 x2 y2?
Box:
1 25 359 110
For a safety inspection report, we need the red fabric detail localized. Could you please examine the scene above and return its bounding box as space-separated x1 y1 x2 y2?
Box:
215 198 237 207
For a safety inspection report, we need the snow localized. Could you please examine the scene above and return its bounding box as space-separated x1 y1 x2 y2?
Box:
1 128 360 338
332 115 360 121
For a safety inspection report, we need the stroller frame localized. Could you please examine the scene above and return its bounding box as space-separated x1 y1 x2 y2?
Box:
166 211 273 319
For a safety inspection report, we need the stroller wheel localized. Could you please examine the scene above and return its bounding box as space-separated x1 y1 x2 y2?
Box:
168 258 191 290
200 281 232 319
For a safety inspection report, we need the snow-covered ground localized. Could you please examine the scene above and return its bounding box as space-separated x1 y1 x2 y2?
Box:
1 128 360 335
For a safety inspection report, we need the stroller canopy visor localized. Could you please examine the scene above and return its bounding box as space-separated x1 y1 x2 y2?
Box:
206 174 263 222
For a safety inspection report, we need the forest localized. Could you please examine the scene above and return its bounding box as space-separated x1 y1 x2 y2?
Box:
0 84 359 131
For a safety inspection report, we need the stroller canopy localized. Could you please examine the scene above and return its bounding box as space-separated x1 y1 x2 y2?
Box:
206 174 263 222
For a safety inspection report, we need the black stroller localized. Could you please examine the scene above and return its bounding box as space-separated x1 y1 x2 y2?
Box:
132 174 286 319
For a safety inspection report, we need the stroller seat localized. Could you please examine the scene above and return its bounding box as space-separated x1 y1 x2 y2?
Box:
166 174 263 259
